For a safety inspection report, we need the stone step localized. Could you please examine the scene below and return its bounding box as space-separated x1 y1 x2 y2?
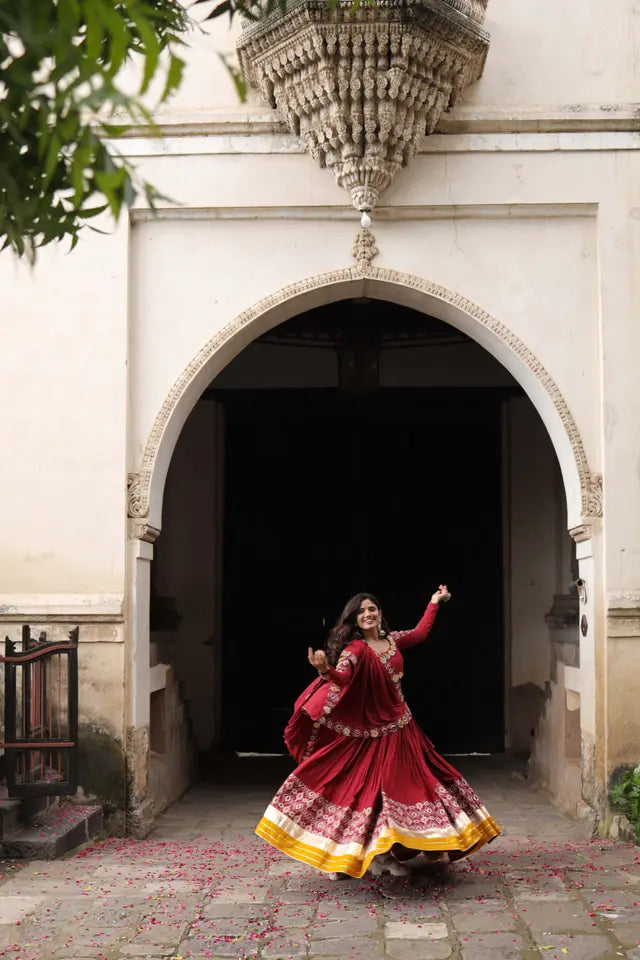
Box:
0 784 58 839
0 798 21 838
0 803 103 859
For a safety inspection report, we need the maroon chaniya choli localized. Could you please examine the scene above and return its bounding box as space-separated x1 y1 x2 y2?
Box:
256 602 500 877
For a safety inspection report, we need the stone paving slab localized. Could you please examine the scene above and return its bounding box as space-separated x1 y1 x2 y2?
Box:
311 916 378 938
385 921 448 940
385 943 452 960
516 898 603 932
272 903 316 926
382 903 443 922
447 899 516 933
309 937 384 957
0 896 46 924
178 939 260 957
458 931 525 959
0 760 639 960
261 936 308 959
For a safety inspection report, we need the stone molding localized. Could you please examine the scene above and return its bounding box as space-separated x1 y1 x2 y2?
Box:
607 593 640 638
607 590 640 608
0 614 124 626
118 104 640 141
0 595 124 626
607 610 640 639
131 203 597 224
126 259 598 529
237 0 489 217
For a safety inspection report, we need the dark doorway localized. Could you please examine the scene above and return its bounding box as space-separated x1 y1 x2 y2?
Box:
220 387 506 756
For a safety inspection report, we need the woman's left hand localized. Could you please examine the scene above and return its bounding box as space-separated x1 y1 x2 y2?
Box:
431 584 451 604
308 647 329 673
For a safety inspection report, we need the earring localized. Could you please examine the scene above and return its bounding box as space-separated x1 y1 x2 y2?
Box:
354 629 362 640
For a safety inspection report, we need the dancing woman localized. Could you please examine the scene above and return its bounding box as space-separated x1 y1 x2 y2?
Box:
256 587 500 878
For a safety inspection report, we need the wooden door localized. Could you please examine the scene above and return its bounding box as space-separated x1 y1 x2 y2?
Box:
221 390 504 755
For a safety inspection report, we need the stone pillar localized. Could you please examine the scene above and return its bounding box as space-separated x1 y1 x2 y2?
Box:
570 521 606 817
598 182 640 794
125 522 158 837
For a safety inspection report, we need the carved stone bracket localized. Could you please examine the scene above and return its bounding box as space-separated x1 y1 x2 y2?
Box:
127 519 160 543
238 0 490 219
570 523 592 544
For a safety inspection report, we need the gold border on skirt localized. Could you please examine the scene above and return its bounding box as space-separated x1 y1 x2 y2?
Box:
256 814 501 879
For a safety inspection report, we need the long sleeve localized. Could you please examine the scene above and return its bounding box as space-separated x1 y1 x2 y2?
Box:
393 602 439 650
321 648 357 687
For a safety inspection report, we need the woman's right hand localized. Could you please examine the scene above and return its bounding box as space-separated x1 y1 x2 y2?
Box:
431 584 451 604
308 647 329 673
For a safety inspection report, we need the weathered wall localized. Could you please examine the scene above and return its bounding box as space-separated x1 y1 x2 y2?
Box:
151 399 222 756
147 665 197 815
507 396 569 758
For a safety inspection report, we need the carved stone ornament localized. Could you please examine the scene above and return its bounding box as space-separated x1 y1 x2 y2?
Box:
352 227 379 270
237 0 490 222
127 472 149 519
584 472 603 518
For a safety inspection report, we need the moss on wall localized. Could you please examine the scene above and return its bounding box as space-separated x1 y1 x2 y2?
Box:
77 724 126 811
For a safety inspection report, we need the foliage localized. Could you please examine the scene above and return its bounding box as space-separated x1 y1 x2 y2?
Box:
0 0 361 261
610 763 640 841
0 0 190 261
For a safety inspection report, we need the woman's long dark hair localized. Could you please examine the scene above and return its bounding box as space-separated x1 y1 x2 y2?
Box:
326 592 390 666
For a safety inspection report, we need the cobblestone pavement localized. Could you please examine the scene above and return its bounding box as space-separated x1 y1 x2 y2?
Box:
0 758 639 960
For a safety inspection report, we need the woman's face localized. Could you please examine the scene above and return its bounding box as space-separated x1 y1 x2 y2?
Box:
356 598 381 632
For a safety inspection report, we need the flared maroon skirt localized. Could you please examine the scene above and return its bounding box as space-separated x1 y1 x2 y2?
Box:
256 716 500 878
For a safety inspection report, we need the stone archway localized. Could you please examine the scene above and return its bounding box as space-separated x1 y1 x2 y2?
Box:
127 265 601 536
124 264 603 832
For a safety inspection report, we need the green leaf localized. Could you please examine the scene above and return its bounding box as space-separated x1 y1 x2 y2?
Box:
100 122 133 137
44 133 62 183
161 53 185 103
129 10 161 95
58 0 81 35
99 0 132 76
84 3 105 64
218 53 248 104
80 204 109 218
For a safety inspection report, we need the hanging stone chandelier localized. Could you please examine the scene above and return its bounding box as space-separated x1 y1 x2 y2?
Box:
237 0 490 226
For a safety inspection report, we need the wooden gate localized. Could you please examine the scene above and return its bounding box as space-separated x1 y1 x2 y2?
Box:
1 627 79 798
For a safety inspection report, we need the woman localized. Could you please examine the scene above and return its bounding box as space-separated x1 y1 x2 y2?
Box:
255 587 500 878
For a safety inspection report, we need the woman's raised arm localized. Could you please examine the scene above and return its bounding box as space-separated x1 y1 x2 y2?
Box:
393 585 450 650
